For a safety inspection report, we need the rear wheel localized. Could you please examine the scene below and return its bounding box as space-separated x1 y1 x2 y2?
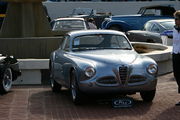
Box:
140 90 156 102
0 68 13 94
70 70 83 105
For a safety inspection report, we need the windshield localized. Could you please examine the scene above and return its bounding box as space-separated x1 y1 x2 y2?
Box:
72 34 132 51
53 20 85 31
72 8 94 16
160 21 175 30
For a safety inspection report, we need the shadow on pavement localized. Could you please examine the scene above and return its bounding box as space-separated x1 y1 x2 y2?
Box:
28 89 153 119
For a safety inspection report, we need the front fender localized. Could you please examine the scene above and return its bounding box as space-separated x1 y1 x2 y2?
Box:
105 20 132 32
62 63 79 88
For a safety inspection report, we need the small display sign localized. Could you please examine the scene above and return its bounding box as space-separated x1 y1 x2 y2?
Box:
112 97 134 108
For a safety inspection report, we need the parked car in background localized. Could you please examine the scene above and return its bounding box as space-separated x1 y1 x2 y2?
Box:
51 17 87 36
0 54 21 94
126 19 175 43
69 8 111 29
49 30 158 104
101 5 175 32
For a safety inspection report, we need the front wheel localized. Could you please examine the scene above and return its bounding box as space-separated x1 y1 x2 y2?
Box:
140 90 156 102
70 70 83 105
0 68 13 94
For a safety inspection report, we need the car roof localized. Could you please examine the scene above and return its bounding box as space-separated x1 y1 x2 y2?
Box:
140 5 175 9
67 30 126 37
139 5 175 16
54 17 85 21
147 19 175 23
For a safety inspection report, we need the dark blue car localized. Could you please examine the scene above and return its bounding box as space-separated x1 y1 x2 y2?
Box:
101 5 175 32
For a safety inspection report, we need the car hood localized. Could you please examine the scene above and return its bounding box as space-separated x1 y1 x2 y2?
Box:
69 50 139 65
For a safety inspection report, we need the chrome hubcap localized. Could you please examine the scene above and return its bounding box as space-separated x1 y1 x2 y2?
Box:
3 68 12 91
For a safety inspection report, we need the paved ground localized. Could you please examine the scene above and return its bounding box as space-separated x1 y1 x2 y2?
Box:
0 72 180 120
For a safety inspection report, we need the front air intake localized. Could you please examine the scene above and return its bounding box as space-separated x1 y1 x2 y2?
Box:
119 65 128 85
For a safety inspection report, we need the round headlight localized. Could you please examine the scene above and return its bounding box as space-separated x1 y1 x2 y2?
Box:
147 64 158 75
85 67 96 78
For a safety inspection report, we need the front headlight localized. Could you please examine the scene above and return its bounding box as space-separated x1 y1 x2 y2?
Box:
147 64 158 75
85 67 96 78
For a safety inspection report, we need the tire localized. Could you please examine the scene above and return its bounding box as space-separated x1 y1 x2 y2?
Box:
49 61 62 92
70 70 83 105
140 90 156 102
50 78 62 92
0 68 13 94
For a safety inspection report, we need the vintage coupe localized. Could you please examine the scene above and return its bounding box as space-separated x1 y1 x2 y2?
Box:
51 17 87 36
49 30 158 104
0 54 21 94
126 19 175 43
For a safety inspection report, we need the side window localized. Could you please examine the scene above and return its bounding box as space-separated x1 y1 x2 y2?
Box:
53 21 63 30
143 9 161 16
150 24 160 33
143 22 152 31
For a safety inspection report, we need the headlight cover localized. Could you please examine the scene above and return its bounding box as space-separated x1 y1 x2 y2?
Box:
147 64 158 75
85 67 96 78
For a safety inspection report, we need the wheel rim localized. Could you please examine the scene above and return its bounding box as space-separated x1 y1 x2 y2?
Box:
2 68 12 91
71 74 77 101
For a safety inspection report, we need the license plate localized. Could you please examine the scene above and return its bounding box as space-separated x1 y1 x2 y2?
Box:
112 97 134 108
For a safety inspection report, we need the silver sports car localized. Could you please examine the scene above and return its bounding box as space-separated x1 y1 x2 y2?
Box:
49 30 158 104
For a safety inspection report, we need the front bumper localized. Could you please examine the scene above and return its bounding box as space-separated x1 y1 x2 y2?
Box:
78 77 157 94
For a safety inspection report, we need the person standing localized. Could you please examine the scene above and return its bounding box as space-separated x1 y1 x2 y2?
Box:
172 10 180 106
88 18 97 29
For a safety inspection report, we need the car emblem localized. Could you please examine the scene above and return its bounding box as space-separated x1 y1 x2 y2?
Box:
112 97 134 108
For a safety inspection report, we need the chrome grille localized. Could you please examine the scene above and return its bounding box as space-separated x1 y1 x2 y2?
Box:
119 65 128 84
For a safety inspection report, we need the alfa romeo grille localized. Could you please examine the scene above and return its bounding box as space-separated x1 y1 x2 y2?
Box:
119 65 128 85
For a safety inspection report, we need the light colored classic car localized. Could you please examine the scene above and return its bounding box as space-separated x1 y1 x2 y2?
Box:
51 17 87 36
126 19 175 43
49 30 158 104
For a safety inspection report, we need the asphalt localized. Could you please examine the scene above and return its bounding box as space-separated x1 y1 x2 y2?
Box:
0 72 180 120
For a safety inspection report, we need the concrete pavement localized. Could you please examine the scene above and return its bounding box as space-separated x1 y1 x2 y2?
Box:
0 72 179 120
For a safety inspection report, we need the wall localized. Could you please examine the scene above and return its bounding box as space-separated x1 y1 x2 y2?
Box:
0 37 63 59
43 1 180 20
